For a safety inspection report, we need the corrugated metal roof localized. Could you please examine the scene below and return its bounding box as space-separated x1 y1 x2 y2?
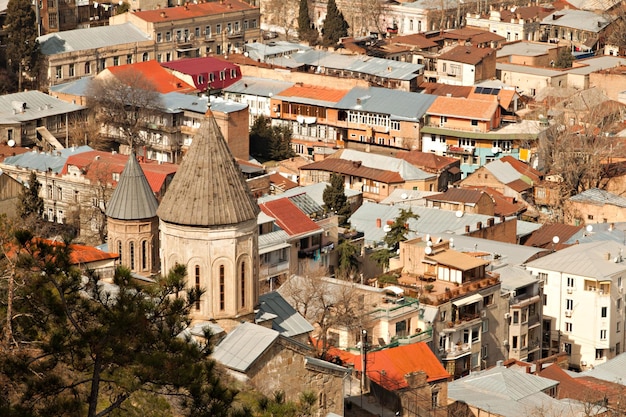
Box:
425 188 485 205
527 240 626 279
256 291 314 337
3 146 93 174
570 188 626 208
0 90 86 124
438 233 546 266
258 230 291 254
498 265 540 292
335 86 436 121
541 9 611 33
105 151 158 220
336 149 434 181
301 158 404 184
581 351 626 382
157 111 259 226
258 181 360 207
212 322 279 372
224 76 295 96
49 76 93 96
484 159 523 185
38 23 151 55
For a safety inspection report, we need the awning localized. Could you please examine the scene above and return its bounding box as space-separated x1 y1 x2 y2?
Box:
176 47 200 52
384 286 404 296
453 293 483 307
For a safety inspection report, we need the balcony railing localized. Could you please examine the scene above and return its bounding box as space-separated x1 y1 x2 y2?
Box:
260 260 289 277
441 343 472 359
367 298 421 321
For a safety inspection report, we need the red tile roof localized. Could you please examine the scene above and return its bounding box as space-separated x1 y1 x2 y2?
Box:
132 1 257 23
61 151 178 194
269 172 298 191
390 33 438 49
259 198 321 237
353 343 450 390
0 144 30 162
275 84 350 103
161 57 241 91
106 60 196 94
538 364 609 403
437 46 496 65
300 158 403 184
462 186 525 217
396 150 459 172
500 155 542 183
37 239 119 265
506 178 533 193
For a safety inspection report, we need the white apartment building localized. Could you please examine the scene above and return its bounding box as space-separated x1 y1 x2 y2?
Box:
526 241 626 371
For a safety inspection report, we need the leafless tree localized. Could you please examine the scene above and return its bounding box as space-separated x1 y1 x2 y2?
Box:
263 0 299 39
86 69 162 149
279 266 363 359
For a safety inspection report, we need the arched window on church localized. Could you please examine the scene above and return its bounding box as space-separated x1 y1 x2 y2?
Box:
219 265 225 310
195 265 201 310
129 241 135 270
141 240 147 270
117 241 122 264
240 261 246 308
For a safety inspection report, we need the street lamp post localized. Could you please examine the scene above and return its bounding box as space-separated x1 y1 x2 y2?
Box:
360 329 367 409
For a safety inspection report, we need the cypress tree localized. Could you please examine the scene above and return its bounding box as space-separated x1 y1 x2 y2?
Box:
322 0 349 47
5 0 40 83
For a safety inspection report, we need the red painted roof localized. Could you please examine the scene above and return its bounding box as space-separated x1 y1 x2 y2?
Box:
353 343 450 390
259 198 321 237
106 60 196 94
61 151 178 194
161 57 242 91
437 46 495 65
132 1 257 23
269 172 298 191
68 242 119 264
463 185 525 217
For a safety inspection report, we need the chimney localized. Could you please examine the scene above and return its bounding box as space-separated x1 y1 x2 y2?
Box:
376 218 382 228
606 252 611 261
610 223 615 231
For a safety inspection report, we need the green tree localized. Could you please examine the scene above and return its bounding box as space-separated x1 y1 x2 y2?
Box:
4 0 40 90
17 171 44 220
0 234 248 417
298 0 317 44
554 47 574 68
384 208 419 251
250 116 295 161
322 173 350 220
321 0 349 46
336 239 359 279
370 248 391 270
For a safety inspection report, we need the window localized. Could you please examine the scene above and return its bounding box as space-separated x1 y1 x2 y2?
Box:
619 298 622 310
141 240 147 270
47 185 53 199
227 22 232 33
543 294 547 306
565 322 573 332
157 53 162 63
431 391 438 409
250 19 257 28
142 53 149 62
68 63 75 77
471 120 478 126
596 349 604 359
205 25 211 36
113 56 119 66
513 311 519 324
157 32 162 42
99 58 106 71
564 342 572 355
117 241 122 264
56 66 62 79
195 27 200 37
49 13 58 28
219 70 226 80
166 31 171 41
600 329 607 340
129 241 135 270
538 272 548 283
618 343 622 354
482 319 489 333
512 336 518 349
440 310 446 321
601 306 608 318
588 214 594 220
85 62 91 74
234 21 239 32
567 277 575 288
240 262 246 308
216 24 222 34
459 138 476 147
231 68 236 78
483 294 493 306
74 190 79 203
219 265 225 310
566 299 573 310
439 115 447 126
126 54 132 64
618 322 621 333
482 344 488 358
195 266 201 310
243 20 248 29
56 187 62 201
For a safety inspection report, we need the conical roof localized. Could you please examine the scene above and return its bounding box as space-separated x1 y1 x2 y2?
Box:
157 111 259 226
106 150 159 220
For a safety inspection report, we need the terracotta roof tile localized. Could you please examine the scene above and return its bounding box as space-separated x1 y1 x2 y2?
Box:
390 33 438 49
396 150 459 171
353 342 450 390
275 84 349 103
259 198 320 237
132 1 257 23
269 172 298 191
506 178 532 192
106 60 196 94
500 155 542 183
438 46 496 65
427 95 498 120
300 158 404 184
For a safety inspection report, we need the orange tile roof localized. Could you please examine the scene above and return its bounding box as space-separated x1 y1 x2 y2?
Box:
269 172 298 191
106 60 196 94
0 144 30 162
462 185 525 217
427 96 498 120
437 46 495 65
468 87 517 109
353 343 450 390
259 198 321 237
68 242 119 264
275 84 350 103
500 155 541 183
61 151 178 194
132 1 257 23
300 158 404 184
506 178 532 193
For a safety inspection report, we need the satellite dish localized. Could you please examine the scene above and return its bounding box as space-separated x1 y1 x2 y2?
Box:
383 224 391 233
400 192 408 200
427 241 433 247
425 246 433 255
7 140 15 147
552 236 560 244
491 147 500 154
586 225 594 233
244 51 249 57
455 210 463 218
425 234 431 242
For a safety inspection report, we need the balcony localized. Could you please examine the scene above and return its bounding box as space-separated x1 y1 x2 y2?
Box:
260 260 289 278
441 342 472 360
227 30 243 39
204 34 215 42
367 298 421 321
400 274 500 306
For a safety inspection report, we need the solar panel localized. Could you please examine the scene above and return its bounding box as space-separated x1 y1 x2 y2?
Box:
491 88 501 95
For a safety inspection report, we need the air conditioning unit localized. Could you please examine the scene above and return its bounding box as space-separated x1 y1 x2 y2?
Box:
565 310 572 317
481 310 487 318
503 340 509 346
504 312 511 320
567 288 573 294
